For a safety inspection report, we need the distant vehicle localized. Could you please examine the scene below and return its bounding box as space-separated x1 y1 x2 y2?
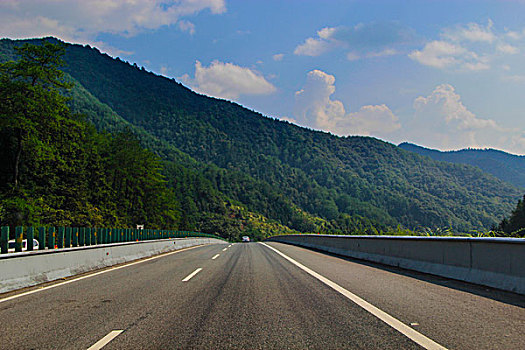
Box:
7 239 39 253
242 236 250 242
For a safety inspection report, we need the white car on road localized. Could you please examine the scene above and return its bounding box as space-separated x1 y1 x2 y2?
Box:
8 239 40 253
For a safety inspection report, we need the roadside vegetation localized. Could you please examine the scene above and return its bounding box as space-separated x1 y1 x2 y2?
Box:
0 42 180 229
1 40 523 240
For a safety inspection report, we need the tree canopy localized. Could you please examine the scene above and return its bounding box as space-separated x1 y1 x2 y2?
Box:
1 38 523 239
0 42 180 230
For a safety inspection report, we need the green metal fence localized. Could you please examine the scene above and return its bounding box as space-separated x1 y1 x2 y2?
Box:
0 226 224 254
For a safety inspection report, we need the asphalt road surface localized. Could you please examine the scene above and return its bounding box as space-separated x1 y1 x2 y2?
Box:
0 242 523 349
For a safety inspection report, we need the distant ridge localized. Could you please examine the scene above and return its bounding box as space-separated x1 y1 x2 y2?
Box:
1 37 522 234
398 142 525 189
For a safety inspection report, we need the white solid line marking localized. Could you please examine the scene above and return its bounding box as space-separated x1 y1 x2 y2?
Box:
182 268 202 282
87 330 123 350
212 254 220 260
222 248 227 251
260 242 447 350
0 245 204 304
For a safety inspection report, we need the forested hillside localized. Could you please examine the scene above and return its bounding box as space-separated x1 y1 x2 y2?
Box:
0 42 180 229
1 37 522 237
399 142 525 189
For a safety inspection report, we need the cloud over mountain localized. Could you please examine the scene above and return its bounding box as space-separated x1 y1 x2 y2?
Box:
294 70 400 138
407 84 525 153
0 0 225 54
294 21 414 59
181 60 276 100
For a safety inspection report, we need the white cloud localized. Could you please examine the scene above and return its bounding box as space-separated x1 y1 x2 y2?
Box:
497 43 519 54
409 41 468 68
505 30 523 40
410 20 525 73
160 66 169 76
346 49 398 61
294 35 337 56
366 48 398 58
294 70 400 138
442 20 496 43
346 52 360 61
0 0 225 53
294 70 345 129
272 53 284 61
178 20 195 35
407 84 525 153
409 40 489 71
345 105 401 136
413 84 497 130
462 61 490 71
318 27 337 40
294 21 414 58
180 60 276 100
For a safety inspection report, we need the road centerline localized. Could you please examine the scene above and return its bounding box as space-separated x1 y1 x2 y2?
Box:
222 248 228 251
212 254 220 260
182 268 203 282
87 330 123 350
260 242 447 350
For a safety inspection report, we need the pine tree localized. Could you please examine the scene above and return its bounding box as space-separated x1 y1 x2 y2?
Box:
499 195 525 236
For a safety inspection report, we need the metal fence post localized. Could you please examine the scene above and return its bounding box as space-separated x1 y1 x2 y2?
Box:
65 227 71 248
96 228 101 245
47 227 55 250
72 227 78 247
27 227 34 251
1 227 8 254
86 228 92 246
14 226 23 252
57 227 64 249
38 227 46 250
79 227 85 246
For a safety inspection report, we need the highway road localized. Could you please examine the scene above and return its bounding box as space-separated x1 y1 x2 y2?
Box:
0 242 523 349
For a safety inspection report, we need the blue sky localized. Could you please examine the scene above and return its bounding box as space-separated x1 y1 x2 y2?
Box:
2 0 525 154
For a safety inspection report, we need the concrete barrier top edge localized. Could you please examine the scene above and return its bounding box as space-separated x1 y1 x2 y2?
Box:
0 237 224 260
267 234 525 244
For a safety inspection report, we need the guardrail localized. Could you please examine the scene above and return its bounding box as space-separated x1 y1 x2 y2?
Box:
0 236 227 293
0 226 224 254
267 234 525 295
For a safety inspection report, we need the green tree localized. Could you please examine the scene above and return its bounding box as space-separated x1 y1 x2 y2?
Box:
0 42 71 190
499 195 525 236
0 42 182 230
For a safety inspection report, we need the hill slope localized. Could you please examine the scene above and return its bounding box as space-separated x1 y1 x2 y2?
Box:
399 142 525 189
1 37 521 233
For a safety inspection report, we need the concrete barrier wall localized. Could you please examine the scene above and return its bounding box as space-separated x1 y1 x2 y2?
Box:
0 237 226 293
267 235 525 295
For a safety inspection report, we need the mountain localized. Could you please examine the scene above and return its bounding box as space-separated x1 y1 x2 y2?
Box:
1 37 522 235
398 143 525 189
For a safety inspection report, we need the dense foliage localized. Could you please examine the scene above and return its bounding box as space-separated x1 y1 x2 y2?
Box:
46 38 520 232
0 42 180 230
498 195 525 236
1 37 522 239
399 142 525 189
